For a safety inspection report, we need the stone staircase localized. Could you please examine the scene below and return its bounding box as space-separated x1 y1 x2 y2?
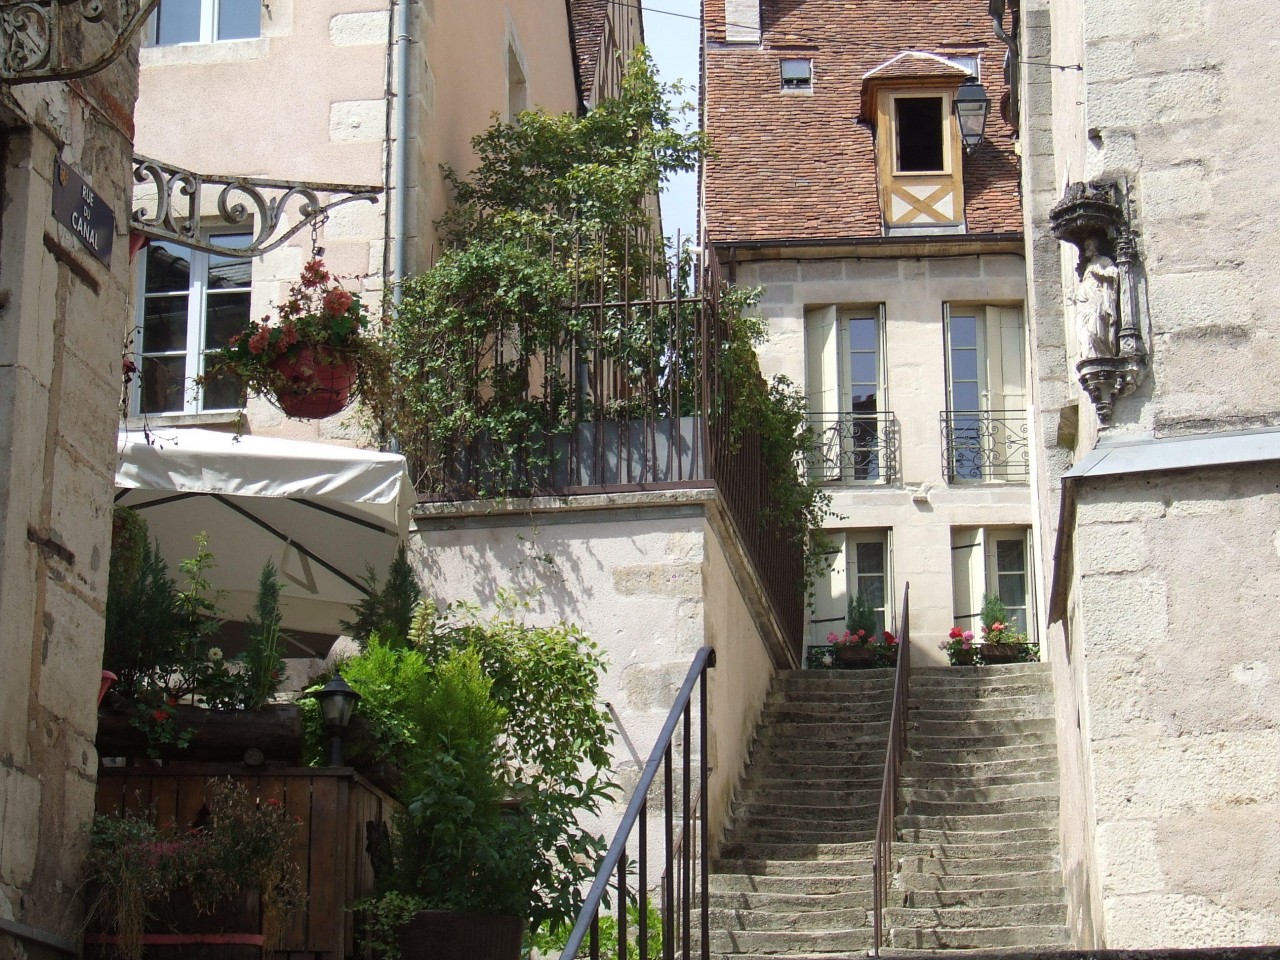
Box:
706 669 896 959
888 662 1071 951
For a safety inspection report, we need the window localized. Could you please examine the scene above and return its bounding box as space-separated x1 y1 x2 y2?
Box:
943 305 1027 482
780 59 813 91
133 235 251 415
147 0 260 46
952 527 1034 638
805 305 893 483
809 531 893 648
895 96 945 173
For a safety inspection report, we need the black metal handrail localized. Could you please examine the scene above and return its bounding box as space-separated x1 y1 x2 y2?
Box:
871 583 910 957
939 409 1030 482
804 411 899 483
558 646 716 960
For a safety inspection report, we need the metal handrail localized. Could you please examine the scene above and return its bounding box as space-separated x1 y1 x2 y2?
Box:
939 409 1030 482
803 411 900 484
559 646 716 960
871 583 911 957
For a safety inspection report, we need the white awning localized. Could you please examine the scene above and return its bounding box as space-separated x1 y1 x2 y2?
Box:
116 429 413 644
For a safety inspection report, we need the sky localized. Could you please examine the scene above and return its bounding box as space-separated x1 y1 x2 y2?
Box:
641 1 702 245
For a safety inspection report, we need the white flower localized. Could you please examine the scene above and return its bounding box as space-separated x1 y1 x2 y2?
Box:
208 647 224 661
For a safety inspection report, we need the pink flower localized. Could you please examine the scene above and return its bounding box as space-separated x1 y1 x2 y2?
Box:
280 322 299 348
301 258 330 288
962 630 974 641
248 326 271 356
826 632 839 643
323 288 354 317
962 641 971 650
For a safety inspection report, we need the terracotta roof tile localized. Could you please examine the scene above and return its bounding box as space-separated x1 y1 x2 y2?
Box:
569 0 609 106
703 0 1022 245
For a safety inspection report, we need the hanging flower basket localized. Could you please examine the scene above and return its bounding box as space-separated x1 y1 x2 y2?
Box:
270 346 358 419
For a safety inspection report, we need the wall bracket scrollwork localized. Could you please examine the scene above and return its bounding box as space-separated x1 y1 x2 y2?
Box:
0 0 159 84
131 155 382 258
1050 178 1148 423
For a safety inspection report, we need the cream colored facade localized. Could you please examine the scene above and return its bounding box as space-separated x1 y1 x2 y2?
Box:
1020 0 1280 946
127 0 582 443
0 42 140 959
736 252 1033 666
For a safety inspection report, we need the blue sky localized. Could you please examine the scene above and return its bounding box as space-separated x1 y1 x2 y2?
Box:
641 1 701 244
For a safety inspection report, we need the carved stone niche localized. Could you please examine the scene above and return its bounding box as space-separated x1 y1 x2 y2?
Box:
1049 179 1148 423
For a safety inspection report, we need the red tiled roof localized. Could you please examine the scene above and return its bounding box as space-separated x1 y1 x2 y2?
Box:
569 0 609 107
703 0 1022 245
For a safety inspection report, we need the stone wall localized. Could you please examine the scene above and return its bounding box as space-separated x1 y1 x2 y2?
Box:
411 490 783 864
0 40 140 958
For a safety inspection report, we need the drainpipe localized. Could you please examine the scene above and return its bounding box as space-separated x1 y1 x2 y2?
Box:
391 0 410 306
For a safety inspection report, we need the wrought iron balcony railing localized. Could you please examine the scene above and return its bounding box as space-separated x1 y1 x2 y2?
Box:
939 409 1030 482
804 412 899 484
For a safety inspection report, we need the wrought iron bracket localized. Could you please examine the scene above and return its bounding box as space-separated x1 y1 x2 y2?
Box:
1 0 159 85
131 154 382 258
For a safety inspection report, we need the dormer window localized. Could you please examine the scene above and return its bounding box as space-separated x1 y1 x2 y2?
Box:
894 95 946 172
780 59 813 92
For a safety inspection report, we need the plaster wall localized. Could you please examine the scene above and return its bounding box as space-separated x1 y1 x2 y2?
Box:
1071 466 1280 946
737 254 1033 663
0 43 140 953
410 491 780 869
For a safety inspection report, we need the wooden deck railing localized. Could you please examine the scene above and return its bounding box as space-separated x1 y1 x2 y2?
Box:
94 766 398 960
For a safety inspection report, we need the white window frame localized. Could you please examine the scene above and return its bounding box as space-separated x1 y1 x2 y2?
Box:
951 526 1036 642
131 235 253 417
780 58 814 92
145 0 262 46
807 530 895 649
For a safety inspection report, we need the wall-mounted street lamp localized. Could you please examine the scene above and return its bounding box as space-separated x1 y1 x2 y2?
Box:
954 77 992 153
311 673 362 767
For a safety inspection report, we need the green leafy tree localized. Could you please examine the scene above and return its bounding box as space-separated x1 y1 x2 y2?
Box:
341 544 422 649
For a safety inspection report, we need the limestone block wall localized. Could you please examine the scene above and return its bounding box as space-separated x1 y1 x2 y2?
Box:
1071 466 1280 946
411 491 780 868
737 254 1034 662
0 43 140 954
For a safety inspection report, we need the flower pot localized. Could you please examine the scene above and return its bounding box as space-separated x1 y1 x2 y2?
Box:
950 648 976 666
833 645 876 668
270 346 357 419
980 642 1025 664
397 910 523 960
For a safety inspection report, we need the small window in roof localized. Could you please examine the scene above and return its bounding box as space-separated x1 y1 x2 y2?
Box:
780 58 813 91
895 96 945 172
944 54 980 79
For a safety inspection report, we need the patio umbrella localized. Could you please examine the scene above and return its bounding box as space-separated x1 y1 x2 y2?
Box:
115 428 413 654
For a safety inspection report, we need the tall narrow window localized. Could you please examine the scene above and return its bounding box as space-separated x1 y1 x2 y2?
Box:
895 96 945 173
944 305 1027 482
952 527 1035 641
135 234 251 415
851 537 889 635
808 531 893 648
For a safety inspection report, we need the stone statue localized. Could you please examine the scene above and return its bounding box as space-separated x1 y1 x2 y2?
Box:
1074 236 1120 361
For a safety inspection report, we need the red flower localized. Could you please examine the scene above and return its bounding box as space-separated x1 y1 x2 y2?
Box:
322 288 354 317
248 325 271 356
266 798 281 807
301 258 330 288
279 323 299 348
152 708 170 722
948 626 964 640
884 632 898 645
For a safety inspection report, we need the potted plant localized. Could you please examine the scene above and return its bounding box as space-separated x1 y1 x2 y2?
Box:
941 626 977 666
324 598 615 960
872 630 899 667
84 778 305 960
827 628 875 666
974 594 1039 664
206 258 376 419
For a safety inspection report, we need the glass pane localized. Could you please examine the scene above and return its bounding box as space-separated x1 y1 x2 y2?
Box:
951 349 978 385
141 355 187 413
206 291 252 348
145 242 192 294
996 538 1026 573
850 352 878 387
859 575 885 610
208 256 251 290
856 541 885 574
847 317 878 351
850 390 878 411
154 0 201 45
952 381 980 411
217 0 260 39
200 357 243 410
950 314 978 347
998 573 1027 610
143 295 189 353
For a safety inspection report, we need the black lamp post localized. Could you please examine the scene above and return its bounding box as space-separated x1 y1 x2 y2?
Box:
954 76 991 153
312 673 361 767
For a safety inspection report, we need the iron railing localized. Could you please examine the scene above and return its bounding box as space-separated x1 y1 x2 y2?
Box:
871 583 911 957
939 410 1030 482
558 646 715 960
804 412 899 483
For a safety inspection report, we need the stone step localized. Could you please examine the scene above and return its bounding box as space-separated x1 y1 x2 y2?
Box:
900 780 1059 804
912 663 1049 679
897 811 1057 833
903 855 1059 878
901 760 1058 783
708 873 874 895
903 886 1066 909
899 868 1063 892
701 926 874 954
718 841 879 862
908 838 1059 860
707 906 870 932
758 721 890 741
778 668 896 687
906 744 1057 764
723 829 877 849
885 903 1068 929
903 795 1058 818
907 732 1057 752
899 825 1058 845
708 890 873 913
910 703 1053 722
910 680 1051 699
910 718 1057 738
713 857 876 878
734 791 882 812
889 924 1070 950
737 780 884 800
745 752 886 772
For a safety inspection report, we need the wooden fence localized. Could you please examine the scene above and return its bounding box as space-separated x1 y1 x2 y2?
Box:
94 766 398 960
